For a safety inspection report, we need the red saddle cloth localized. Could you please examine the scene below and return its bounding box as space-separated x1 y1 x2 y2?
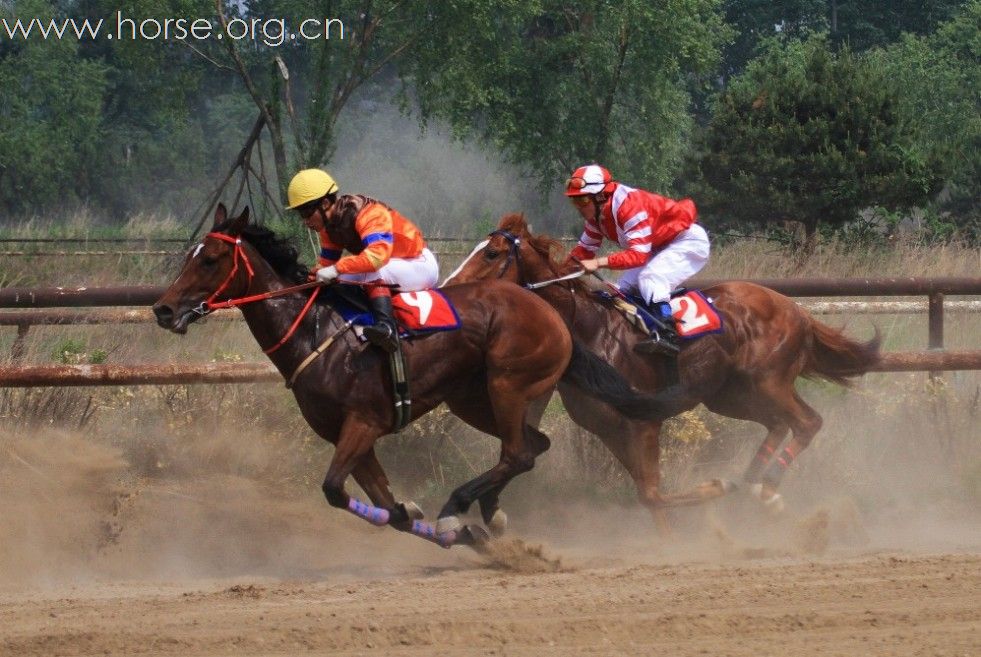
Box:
392 290 461 333
668 290 723 338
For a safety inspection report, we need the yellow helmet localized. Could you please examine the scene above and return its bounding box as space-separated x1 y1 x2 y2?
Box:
286 169 339 209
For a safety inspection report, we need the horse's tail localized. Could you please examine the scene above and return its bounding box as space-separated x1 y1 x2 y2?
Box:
803 318 882 386
560 340 690 421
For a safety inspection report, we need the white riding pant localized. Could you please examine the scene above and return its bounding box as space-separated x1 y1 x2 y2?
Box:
339 247 440 292
616 224 710 304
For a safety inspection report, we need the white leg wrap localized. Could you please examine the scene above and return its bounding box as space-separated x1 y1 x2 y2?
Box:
435 515 462 536
487 509 508 537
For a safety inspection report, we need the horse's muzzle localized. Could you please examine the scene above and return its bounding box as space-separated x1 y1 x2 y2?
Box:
152 303 192 334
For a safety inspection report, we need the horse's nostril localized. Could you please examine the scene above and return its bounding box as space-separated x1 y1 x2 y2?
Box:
153 304 174 327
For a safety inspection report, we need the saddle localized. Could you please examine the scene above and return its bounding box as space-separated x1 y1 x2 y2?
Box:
322 285 461 433
324 286 461 338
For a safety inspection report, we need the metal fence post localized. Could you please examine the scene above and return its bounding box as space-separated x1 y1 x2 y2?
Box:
928 292 945 380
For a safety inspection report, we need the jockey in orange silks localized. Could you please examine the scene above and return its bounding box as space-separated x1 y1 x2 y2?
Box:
286 169 439 352
565 164 710 356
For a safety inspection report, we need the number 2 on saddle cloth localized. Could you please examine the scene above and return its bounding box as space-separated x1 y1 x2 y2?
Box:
599 288 724 340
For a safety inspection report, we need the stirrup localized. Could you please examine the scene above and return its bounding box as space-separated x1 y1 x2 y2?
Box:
634 331 680 356
364 322 398 353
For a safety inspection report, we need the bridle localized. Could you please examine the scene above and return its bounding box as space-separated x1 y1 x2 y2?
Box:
189 232 324 355
192 232 256 316
486 230 584 290
487 230 525 283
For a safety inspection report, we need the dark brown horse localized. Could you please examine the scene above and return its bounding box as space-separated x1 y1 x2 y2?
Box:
445 213 881 524
153 205 678 548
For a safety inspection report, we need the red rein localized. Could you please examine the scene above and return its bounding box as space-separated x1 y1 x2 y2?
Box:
201 232 319 355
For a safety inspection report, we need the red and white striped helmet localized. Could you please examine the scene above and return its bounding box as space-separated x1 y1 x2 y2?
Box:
565 164 615 196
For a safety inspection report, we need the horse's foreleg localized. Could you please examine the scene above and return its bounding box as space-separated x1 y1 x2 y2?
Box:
321 416 390 525
350 451 452 548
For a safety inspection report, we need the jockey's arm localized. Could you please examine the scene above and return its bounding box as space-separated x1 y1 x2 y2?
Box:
335 204 395 274
310 233 344 280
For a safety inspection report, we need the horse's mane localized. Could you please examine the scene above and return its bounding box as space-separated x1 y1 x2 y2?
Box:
498 213 565 274
215 219 309 284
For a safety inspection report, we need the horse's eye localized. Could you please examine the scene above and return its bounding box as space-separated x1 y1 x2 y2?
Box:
485 249 500 260
202 256 218 267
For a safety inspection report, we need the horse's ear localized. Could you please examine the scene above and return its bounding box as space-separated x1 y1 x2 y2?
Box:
227 206 249 236
212 203 228 228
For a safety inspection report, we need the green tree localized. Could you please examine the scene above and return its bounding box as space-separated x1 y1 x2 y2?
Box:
721 1 967 76
692 35 941 242
206 0 429 200
0 0 107 214
406 0 731 191
866 1 980 232
72 0 248 217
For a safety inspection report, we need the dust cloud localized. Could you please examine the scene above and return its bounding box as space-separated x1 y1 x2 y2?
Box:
0 372 978 590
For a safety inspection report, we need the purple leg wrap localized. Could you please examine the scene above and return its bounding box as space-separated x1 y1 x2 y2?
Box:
346 497 390 526
411 520 456 548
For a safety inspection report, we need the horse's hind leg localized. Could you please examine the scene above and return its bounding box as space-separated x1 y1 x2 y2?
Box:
758 392 823 492
707 380 820 511
742 422 790 485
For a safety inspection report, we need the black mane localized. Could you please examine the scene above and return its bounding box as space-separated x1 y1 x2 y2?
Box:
214 219 309 284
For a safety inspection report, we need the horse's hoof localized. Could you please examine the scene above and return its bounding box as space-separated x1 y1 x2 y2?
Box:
763 493 785 515
457 524 491 549
436 515 462 536
486 509 508 537
719 478 738 494
402 501 425 521
749 483 785 515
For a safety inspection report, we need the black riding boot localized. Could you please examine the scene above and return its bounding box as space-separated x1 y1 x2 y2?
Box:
634 301 680 356
363 295 399 353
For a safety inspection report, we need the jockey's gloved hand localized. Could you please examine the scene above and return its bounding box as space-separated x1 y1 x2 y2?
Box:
315 265 339 284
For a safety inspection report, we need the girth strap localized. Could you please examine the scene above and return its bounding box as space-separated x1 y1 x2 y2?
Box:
285 319 355 388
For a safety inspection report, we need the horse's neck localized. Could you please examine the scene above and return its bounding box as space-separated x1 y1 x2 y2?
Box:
236 263 347 378
534 273 628 343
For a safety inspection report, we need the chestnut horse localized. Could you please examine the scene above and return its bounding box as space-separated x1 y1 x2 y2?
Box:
153 205 679 548
445 213 881 522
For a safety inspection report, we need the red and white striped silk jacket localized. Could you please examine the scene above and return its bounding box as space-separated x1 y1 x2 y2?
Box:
569 183 697 270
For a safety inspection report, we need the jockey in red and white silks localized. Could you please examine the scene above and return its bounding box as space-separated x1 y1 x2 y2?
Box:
565 164 710 354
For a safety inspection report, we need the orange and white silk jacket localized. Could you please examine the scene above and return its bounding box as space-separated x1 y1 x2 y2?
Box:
316 194 426 274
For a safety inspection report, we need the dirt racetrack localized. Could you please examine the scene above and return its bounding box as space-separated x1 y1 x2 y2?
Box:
1 548 978 656
1 381 979 657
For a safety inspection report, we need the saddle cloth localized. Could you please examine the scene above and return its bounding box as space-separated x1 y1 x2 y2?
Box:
328 288 461 337
597 288 723 340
